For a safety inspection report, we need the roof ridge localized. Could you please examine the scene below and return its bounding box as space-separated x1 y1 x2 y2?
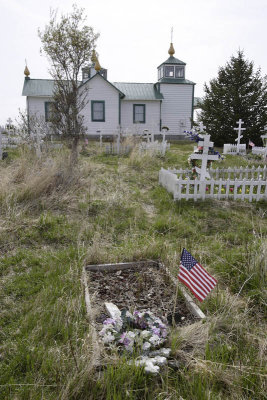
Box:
113 82 155 84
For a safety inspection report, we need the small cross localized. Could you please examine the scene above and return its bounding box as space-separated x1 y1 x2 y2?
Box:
198 122 206 133
190 134 218 182
234 119 246 152
198 134 213 154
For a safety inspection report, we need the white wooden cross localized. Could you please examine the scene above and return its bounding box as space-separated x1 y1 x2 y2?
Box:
35 128 42 158
116 129 121 154
97 130 102 147
190 134 219 181
234 119 246 153
198 122 206 133
161 127 169 143
143 129 150 143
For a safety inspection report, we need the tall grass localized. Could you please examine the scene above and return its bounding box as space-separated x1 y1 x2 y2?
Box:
0 143 266 399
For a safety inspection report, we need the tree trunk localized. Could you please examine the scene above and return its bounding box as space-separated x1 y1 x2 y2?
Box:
70 136 79 167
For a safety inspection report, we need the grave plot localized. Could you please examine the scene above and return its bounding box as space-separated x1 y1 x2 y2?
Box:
160 133 267 201
83 261 201 373
139 131 170 156
85 261 196 329
223 119 246 155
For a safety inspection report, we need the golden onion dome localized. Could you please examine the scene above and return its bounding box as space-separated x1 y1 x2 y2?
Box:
168 43 175 56
94 57 101 72
24 65 30 77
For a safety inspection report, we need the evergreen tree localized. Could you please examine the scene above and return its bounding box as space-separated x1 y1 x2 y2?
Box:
199 50 267 147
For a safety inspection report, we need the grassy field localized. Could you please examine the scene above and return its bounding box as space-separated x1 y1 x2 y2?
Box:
0 142 266 400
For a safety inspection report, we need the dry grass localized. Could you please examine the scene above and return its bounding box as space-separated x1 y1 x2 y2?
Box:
0 143 266 399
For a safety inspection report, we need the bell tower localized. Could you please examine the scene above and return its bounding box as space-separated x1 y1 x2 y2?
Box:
82 50 107 82
157 42 186 82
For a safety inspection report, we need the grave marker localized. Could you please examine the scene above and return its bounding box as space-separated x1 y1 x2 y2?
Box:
234 119 246 153
190 134 219 181
198 122 206 133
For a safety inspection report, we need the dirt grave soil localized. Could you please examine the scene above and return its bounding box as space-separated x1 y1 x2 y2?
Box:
86 264 196 328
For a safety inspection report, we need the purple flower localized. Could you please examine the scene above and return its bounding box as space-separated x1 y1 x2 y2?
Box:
119 332 131 346
103 318 116 326
161 329 168 338
152 327 161 336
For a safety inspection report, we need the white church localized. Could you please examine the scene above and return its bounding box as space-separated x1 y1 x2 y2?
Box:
22 43 196 137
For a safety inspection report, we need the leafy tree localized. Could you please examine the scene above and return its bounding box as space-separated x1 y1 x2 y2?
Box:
38 5 99 164
199 50 267 147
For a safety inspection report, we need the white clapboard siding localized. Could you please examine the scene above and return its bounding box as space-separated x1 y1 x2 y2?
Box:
160 84 193 135
81 74 120 136
120 100 161 135
28 96 53 119
159 168 267 202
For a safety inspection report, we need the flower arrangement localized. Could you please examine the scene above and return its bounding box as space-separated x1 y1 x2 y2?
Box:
99 309 168 353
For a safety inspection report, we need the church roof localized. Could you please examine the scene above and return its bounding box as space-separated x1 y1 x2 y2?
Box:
157 56 186 69
22 78 163 101
113 82 163 100
22 79 56 96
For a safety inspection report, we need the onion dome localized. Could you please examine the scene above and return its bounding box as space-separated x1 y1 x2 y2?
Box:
168 43 175 56
24 65 30 77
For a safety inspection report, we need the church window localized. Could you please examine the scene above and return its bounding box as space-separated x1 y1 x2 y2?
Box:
133 104 146 123
175 66 184 78
164 66 174 77
91 101 105 121
45 102 54 122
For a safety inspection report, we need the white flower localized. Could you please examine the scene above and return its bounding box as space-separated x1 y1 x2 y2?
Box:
102 332 115 344
140 330 151 339
128 331 136 339
143 342 151 351
149 334 163 346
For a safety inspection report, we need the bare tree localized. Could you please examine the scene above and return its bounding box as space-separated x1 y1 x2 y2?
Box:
38 5 99 165
17 109 51 157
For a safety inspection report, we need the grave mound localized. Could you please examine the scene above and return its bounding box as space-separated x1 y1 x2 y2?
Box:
86 262 196 329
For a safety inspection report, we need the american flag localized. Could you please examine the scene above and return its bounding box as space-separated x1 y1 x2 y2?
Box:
178 249 217 302
249 140 255 147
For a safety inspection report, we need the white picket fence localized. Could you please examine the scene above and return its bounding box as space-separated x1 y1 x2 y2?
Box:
140 140 170 156
252 147 267 156
223 143 246 154
159 167 267 202
167 165 267 180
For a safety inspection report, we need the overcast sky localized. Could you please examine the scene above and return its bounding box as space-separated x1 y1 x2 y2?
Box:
0 0 266 126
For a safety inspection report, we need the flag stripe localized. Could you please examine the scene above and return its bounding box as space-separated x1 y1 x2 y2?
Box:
190 267 214 292
178 275 204 302
196 264 217 286
178 267 211 298
178 248 217 302
179 266 210 296
196 264 217 284
196 263 217 284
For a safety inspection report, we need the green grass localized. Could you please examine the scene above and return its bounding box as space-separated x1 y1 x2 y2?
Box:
0 142 266 399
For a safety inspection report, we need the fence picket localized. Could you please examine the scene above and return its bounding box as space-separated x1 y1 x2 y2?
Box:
159 168 267 202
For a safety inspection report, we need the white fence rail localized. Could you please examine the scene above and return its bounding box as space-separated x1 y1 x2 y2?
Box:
167 165 267 180
140 141 170 155
223 143 246 154
252 147 267 156
159 168 267 202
